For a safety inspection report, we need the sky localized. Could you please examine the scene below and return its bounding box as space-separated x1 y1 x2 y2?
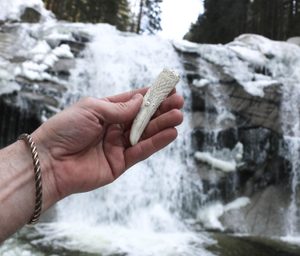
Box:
130 0 204 40
160 0 203 39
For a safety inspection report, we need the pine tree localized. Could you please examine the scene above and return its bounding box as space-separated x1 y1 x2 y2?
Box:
42 0 132 31
288 0 300 37
136 0 163 34
116 0 131 31
185 0 300 44
185 0 249 44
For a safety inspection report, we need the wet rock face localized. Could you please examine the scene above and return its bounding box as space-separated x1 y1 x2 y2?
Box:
0 97 40 148
221 185 291 236
180 57 282 134
223 82 282 133
208 232 300 256
0 22 89 148
175 36 295 236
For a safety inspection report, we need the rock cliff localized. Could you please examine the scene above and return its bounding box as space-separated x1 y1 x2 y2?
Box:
175 34 300 236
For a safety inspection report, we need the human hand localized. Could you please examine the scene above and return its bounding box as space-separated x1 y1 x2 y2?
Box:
32 88 184 203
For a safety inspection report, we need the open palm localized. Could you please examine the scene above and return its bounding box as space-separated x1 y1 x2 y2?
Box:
33 88 184 199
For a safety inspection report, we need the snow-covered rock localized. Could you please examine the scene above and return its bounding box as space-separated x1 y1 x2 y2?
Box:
287 37 300 47
196 197 250 231
177 34 300 236
0 21 88 148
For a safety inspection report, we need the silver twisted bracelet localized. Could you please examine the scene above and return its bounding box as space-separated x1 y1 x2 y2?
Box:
18 133 43 224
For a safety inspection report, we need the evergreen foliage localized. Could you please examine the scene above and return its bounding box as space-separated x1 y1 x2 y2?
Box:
185 0 300 44
136 0 163 34
42 0 131 31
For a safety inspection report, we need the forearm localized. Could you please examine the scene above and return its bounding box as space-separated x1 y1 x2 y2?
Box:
0 138 58 242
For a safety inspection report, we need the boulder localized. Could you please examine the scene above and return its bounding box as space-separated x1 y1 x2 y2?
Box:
0 23 86 148
20 7 41 23
221 185 291 236
208 233 300 256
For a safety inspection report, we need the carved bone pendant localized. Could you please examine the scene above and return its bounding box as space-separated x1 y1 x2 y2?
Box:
130 68 180 145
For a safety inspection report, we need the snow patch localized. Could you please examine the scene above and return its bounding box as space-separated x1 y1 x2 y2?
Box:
224 197 250 212
53 44 74 59
228 44 267 67
195 152 237 172
197 202 225 230
193 79 210 88
287 37 300 47
0 82 21 95
195 142 244 173
240 80 279 97
16 40 74 82
176 34 300 97
197 197 250 231
173 39 201 53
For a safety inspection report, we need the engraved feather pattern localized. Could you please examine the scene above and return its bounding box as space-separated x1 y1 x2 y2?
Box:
130 68 180 145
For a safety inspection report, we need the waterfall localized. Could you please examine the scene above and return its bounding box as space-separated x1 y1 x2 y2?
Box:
0 1 215 254
30 24 213 256
261 37 300 240
2 0 300 254
281 82 300 239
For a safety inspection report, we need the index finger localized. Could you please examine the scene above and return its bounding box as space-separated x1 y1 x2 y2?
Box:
105 87 149 103
105 88 177 103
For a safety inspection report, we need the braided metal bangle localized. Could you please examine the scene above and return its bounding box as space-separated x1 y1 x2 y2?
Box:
18 133 43 224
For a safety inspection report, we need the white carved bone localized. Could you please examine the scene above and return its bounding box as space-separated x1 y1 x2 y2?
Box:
130 68 180 145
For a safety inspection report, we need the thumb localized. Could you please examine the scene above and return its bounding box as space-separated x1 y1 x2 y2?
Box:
100 93 143 123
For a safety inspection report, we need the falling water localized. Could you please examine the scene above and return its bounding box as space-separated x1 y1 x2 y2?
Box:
281 81 300 239
28 24 213 255
191 46 239 201
2 0 300 254
0 1 215 254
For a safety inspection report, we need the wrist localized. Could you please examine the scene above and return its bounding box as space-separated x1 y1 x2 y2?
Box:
31 129 60 211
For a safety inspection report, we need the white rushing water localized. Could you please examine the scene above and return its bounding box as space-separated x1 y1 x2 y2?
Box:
281 86 300 238
227 35 300 240
2 0 300 254
0 1 216 255
41 23 213 255
236 35 300 239
176 34 300 239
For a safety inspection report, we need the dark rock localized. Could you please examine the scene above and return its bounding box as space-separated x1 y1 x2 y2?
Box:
174 50 200 82
190 81 282 134
191 128 206 151
52 59 76 73
176 39 294 236
238 128 277 171
217 128 238 149
72 31 91 43
59 40 86 57
0 97 40 148
224 82 282 133
192 126 289 202
222 185 291 236
190 84 206 112
20 7 41 23
0 22 88 150
208 233 300 256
